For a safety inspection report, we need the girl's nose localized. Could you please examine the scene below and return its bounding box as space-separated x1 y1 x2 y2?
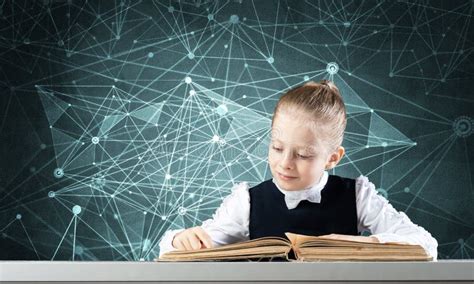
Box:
279 151 295 169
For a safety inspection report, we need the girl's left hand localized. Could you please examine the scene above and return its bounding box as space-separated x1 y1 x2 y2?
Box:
318 234 380 243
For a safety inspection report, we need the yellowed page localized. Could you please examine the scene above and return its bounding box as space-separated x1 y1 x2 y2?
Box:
157 236 291 261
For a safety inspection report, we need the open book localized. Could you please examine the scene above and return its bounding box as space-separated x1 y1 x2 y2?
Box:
156 232 432 262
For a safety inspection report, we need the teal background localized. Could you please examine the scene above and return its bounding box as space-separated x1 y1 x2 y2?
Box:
0 0 472 260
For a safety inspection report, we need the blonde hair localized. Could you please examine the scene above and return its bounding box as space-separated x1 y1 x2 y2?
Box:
271 80 347 154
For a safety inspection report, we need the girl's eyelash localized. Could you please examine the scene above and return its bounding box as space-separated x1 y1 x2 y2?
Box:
272 146 311 159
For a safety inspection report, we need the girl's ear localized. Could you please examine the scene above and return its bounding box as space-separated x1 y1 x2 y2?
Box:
325 146 345 170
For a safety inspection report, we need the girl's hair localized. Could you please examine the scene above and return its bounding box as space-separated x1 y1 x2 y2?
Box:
271 79 346 154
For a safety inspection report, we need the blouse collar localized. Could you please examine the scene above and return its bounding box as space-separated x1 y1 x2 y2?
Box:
271 171 329 209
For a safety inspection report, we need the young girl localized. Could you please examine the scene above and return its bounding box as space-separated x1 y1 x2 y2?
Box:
158 80 438 260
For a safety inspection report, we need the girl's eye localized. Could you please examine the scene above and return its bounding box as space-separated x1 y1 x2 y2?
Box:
272 146 282 152
297 154 311 159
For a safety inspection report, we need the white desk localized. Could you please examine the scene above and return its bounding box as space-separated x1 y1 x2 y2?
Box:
0 260 473 283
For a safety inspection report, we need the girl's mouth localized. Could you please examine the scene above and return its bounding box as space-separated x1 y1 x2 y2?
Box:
278 173 297 180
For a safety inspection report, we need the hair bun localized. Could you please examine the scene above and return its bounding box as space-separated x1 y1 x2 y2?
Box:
319 79 331 86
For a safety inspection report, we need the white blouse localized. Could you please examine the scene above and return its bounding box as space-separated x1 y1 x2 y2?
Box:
158 171 438 260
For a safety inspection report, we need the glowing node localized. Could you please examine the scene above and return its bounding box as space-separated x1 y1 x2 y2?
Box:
376 188 388 199
16 214 21 220
211 77 215 82
343 22 350 27
184 76 192 84
212 135 220 142
453 116 473 138
165 174 171 180
187 52 195 59
267 57 274 64
242 95 247 98
208 14 214 21
229 14 239 24
178 207 187 216
326 62 339 75
114 214 118 219
168 6 174 13
189 90 196 96
48 191 55 198
404 187 410 193
381 142 388 147
216 104 228 116
303 75 309 81
389 72 394 77
75 245 84 255
148 52 154 58
161 216 166 220
244 63 248 68
72 205 81 215
53 168 64 178
91 137 99 144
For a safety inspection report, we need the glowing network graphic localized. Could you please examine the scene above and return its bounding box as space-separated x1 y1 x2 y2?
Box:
0 0 472 260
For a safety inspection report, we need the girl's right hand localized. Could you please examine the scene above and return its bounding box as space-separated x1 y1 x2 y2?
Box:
171 226 213 251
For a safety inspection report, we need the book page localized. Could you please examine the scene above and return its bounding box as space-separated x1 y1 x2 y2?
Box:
158 236 291 261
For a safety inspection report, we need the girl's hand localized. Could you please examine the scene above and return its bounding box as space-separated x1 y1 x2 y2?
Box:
171 226 213 251
318 233 380 243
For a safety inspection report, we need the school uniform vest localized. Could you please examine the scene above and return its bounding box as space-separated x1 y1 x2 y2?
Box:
249 175 359 240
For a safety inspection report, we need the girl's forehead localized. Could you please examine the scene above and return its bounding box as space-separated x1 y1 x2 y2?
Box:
271 111 329 149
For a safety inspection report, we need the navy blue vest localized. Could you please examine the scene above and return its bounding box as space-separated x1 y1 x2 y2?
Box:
249 175 358 240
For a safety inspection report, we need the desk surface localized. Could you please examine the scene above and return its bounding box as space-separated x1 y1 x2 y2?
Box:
1 260 473 283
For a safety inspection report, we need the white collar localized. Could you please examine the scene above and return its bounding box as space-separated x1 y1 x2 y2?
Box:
271 171 329 210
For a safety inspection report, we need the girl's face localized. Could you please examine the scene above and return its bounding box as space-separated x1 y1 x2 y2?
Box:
268 109 333 191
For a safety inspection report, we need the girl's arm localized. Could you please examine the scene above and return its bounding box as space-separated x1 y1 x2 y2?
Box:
355 175 439 260
158 181 250 257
